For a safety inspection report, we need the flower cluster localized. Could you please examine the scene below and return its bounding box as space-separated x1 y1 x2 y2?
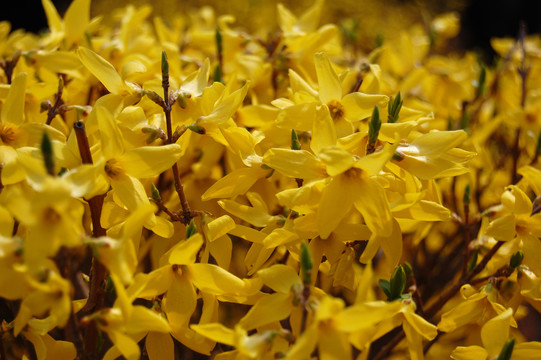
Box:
0 0 540 359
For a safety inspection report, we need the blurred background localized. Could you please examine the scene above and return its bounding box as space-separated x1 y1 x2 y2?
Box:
3 0 541 62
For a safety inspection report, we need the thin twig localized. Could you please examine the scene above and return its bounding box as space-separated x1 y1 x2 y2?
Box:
370 241 505 360
161 51 194 224
46 76 66 125
74 121 107 358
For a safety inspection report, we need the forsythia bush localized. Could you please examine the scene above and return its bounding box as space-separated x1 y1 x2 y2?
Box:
1 0 541 359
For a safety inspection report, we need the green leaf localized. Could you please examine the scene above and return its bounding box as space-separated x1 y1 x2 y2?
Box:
495 338 514 360
186 220 197 239
463 184 471 206
150 183 161 201
368 106 381 145
476 65 486 98
291 129 301 150
378 279 392 299
300 242 313 285
41 132 55 176
161 50 169 78
389 265 406 300
467 249 479 272
510 251 524 269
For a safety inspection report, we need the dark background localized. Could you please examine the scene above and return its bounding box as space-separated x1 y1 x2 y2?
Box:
3 0 541 61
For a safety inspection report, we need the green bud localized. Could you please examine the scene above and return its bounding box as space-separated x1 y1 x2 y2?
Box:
476 65 486 99
215 27 223 57
460 111 470 133
403 262 413 276
186 220 197 239
392 151 405 161
176 93 188 109
41 132 55 176
467 249 479 272
144 90 166 108
378 279 392 299
212 64 223 84
291 129 301 150
387 92 403 123
463 184 471 206
150 183 161 201
368 106 381 145
510 250 524 269
187 123 206 135
40 100 52 113
300 242 313 286
389 265 406 301
495 338 514 360
161 50 169 77
536 130 541 157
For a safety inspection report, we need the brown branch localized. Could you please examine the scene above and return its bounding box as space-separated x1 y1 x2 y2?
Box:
74 121 107 358
0 50 21 84
370 241 505 360
161 51 194 225
46 76 66 125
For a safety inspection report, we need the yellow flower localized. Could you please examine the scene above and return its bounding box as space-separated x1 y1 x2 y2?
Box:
451 308 541 360
438 284 517 333
393 129 474 180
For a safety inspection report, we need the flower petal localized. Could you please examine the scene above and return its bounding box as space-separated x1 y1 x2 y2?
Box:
78 47 125 94
121 144 182 178
315 52 342 104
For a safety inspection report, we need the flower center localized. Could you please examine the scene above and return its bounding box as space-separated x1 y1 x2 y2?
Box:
343 167 363 179
327 100 345 121
104 159 125 179
0 124 18 145
42 207 61 225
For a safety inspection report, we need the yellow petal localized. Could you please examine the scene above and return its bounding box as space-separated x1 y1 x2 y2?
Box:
353 176 393 237
188 263 255 296
514 342 541 359
480 308 512 355
450 346 489 360
318 324 352 360
126 306 171 334
485 214 516 241
218 199 275 228
2 72 26 125
169 234 204 265
318 146 354 177
263 148 326 179
317 175 355 238
78 47 125 94
315 52 342 104
201 167 267 201
121 144 182 178
257 264 302 293
191 323 236 346
108 331 140 360
206 215 236 242
402 309 438 340
146 332 175 360
41 0 63 34
63 0 90 45
402 320 425 360
276 103 317 131
378 219 403 270
110 175 149 212
310 105 337 155
239 293 292 330
342 92 388 121
41 334 77 360
96 106 124 159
